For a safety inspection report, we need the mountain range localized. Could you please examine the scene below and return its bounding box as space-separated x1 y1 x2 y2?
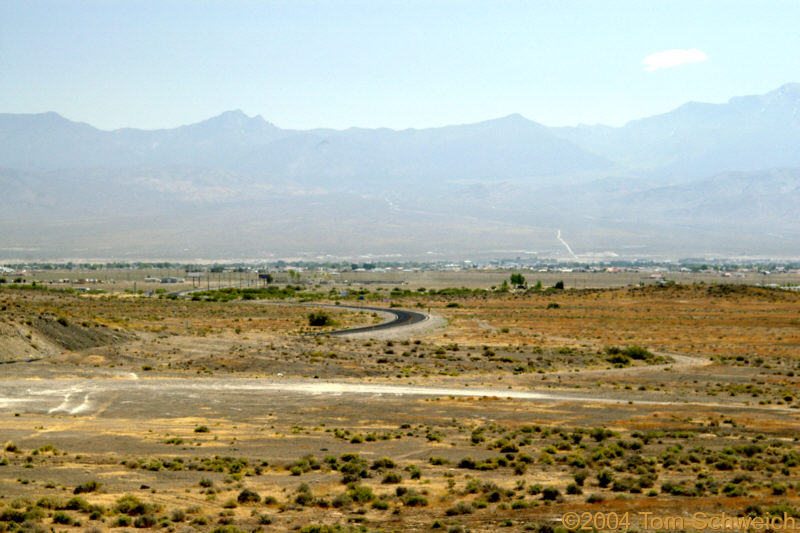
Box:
1 83 799 260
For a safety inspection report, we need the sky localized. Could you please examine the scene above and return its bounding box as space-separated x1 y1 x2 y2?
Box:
2 0 799 131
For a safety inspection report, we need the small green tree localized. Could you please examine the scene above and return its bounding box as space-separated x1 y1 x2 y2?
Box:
510 273 526 289
308 311 333 326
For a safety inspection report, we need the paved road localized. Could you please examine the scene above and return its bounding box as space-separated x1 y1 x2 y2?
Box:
167 287 429 338
313 304 428 336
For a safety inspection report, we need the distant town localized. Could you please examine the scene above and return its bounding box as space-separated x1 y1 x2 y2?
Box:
2 258 799 294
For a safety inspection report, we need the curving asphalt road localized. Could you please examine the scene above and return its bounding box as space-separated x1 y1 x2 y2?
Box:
310 304 428 336
167 287 430 338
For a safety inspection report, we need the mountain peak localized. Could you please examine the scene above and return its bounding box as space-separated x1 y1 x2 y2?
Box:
770 82 800 98
187 110 277 134
211 109 249 122
476 113 540 129
498 113 530 123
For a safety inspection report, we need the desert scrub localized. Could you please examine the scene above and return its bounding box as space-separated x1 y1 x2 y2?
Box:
446 502 473 515
237 488 261 504
400 489 428 507
133 514 156 528
308 311 333 326
288 454 321 475
3 442 20 453
113 494 159 516
114 515 133 527
73 479 102 494
382 472 402 484
294 484 315 507
371 457 396 470
338 453 368 483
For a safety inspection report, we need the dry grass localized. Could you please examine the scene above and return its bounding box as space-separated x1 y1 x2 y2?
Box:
1 281 799 532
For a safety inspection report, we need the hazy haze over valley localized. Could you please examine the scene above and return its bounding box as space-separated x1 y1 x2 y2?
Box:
2 83 800 261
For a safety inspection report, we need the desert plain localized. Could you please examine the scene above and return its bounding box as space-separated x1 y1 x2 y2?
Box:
1 273 799 533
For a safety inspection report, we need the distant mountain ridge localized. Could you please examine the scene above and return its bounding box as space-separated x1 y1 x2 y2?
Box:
2 83 799 180
553 83 800 177
1 83 799 260
0 109 612 182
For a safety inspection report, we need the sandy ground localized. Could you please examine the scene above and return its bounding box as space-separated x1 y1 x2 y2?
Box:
1 282 799 532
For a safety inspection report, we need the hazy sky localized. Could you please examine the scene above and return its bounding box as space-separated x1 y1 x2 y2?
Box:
2 0 799 131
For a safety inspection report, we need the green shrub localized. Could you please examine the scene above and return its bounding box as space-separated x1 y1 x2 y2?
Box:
541 487 560 501
371 457 396 470
73 480 102 494
331 493 352 508
0 508 26 523
210 526 245 533
114 495 153 516
458 457 477 469
382 472 402 484
721 483 745 497
401 490 428 507
623 345 652 360
52 511 73 525
661 482 690 496
298 525 345 533
308 311 333 326
566 483 582 495
133 514 156 528
114 515 133 527
294 484 315 507
590 427 615 442
607 353 631 365
597 469 615 487
65 497 91 512
35 496 62 509
371 499 389 510
237 488 260 504
347 484 375 503
446 502 473 515
406 465 422 479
